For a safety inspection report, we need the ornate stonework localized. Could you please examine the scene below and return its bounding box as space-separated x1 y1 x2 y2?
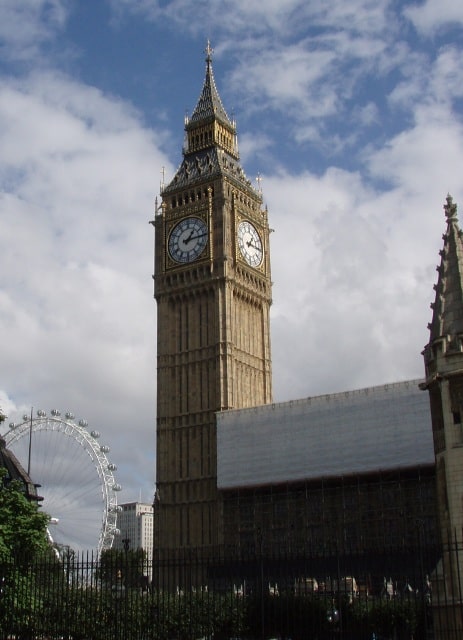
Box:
153 45 272 551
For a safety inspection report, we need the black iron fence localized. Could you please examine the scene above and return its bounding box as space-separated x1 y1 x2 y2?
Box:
1 541 462 639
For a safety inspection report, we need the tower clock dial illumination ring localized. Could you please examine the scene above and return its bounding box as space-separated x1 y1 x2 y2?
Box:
237 220 263 267
168 217 208 263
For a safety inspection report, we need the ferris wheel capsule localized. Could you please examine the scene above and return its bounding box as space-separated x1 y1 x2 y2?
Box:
65 412 74 420
112 483 122 492
79 419 88 428
37 410 46 417
100 445 109 453
51 409 61 417
9 422 16 429
91 430 100 438
109 504 122 512
107 463 116 470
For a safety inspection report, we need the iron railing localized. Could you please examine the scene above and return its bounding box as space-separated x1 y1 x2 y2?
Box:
1 540 462 639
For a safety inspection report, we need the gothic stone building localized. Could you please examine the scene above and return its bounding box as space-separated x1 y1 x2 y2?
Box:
153 45 463 564
217 379 436 554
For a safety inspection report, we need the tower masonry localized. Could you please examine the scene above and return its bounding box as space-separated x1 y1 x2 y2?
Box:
423 195 463 541
153 44 273 551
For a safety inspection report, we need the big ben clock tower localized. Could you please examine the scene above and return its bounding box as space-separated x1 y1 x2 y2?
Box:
153 43 273 551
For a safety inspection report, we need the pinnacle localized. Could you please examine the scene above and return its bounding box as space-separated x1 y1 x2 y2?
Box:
188 43 233 128
427 195 463 347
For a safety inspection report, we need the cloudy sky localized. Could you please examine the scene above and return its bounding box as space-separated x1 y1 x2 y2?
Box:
1 1 463 549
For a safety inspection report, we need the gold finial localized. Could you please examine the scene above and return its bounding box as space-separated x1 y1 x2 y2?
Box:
205 40 213 63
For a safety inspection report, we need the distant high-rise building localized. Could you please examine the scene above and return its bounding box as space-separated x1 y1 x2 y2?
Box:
113 502 153 564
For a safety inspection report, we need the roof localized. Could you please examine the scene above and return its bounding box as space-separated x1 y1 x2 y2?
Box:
162 146 254 194
217 379 434 489
162 43 258 197
0 436 41 501
188 41 233 129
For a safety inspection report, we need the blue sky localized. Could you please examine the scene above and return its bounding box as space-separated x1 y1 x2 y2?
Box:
1 0 463 550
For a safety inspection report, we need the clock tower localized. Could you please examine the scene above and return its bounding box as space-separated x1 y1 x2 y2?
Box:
153 44 273 551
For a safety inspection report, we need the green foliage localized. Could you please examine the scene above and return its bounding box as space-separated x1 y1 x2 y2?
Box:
366 597 422 638
0 468 50 561
246 593 330 640
0 552 432 640
145 590 247 640
98 547 148 587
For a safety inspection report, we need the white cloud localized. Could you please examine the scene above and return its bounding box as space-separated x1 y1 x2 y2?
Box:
404 0 463 35
0 0 69 61
117 0 393 39
0 70 169 508
367 102 463 193
355 102 380 127
229 46 339 118
265 77 463 401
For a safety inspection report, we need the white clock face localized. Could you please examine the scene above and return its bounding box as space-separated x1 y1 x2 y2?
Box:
168 217 208 263
237 220 263 267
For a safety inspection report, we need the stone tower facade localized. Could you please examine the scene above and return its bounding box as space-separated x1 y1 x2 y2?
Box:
153 44 273 551
422 194 463 637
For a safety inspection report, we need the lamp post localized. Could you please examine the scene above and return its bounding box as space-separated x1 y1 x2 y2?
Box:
122 537 130 589
112 567 125 640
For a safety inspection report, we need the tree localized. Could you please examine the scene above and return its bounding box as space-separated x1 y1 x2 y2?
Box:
98 547 148 588
0 468 50 560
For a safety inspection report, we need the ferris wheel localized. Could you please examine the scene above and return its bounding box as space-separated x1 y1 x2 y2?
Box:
3 409 122 557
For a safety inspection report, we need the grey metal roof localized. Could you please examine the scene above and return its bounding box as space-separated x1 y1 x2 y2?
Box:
217 379 434 489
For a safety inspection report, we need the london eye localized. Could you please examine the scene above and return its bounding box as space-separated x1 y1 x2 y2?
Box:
2 409 122 558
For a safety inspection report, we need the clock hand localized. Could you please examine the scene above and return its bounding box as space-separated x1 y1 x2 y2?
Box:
246 240 261 251
183 229 195 245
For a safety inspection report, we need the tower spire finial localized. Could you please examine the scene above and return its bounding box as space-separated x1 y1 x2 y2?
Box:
205 40 213 65
445 193 458 221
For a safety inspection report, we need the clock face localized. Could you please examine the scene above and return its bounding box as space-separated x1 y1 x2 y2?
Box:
168 217 208 263
237 220 263 267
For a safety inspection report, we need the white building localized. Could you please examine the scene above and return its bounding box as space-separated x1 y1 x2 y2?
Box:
113 502 153 564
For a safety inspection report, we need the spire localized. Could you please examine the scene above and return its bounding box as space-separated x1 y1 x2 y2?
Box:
162 43 258 197
427 195 463 347
188 41 233 128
